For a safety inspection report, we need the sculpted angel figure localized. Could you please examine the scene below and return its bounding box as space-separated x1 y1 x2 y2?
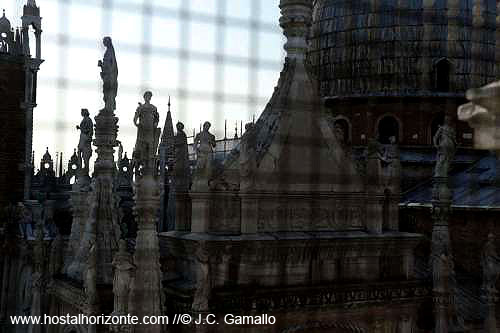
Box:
76 108 93 170
433 115 456 178
98 36 118 112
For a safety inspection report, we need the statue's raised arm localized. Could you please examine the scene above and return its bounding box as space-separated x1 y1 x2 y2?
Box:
98 36 118 112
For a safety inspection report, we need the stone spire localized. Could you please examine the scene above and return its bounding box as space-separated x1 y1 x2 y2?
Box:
204 0 365 234
159 97 175 232
430 117 462 332
66 38 121 285
128 92 163 333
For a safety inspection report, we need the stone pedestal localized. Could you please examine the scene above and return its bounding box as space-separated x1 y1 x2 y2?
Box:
240 193 258 234
129 166 162 333
191 193 211 233
175 192 191 232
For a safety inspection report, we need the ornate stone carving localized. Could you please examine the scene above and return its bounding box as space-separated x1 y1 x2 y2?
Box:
192 121 216 191
112 240 135 315
432 115 456 178
84 242 98 309
98 36 118 112
192 242 211 312
76 108 93 171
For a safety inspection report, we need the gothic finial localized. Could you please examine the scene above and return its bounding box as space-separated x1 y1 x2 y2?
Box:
27 0 37 8
168 96 171 112
279 0 312 60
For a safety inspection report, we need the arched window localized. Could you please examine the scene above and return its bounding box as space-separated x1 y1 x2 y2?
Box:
378 116 399 144
436 59 451 92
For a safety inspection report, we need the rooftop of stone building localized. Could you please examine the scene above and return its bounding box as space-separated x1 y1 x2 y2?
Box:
401 153 500 209
309 0 498 98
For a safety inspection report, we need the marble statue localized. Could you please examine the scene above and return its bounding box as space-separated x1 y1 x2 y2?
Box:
239 123 256 191
333 122 347 147
112 240 135 314
85 242 98 307
481 233 500 294
193 121 216 190
192 242 211 312
133 91 160 171
76 108 93 170
380 136 401 185
433 115 456 178
174 122 189 191
98 36 118 112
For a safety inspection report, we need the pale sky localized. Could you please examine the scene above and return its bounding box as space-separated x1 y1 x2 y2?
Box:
3 0 284 172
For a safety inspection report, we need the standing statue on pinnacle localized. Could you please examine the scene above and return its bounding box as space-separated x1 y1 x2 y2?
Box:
133 91 160 173
77 108 93 170
193 121 216 190
433 115 456 178
174 122 189 191
98 36 118 112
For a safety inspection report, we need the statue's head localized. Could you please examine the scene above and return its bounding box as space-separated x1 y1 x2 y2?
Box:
203 121 211 131
103 36 112 47
176 122 185 131
81 108 89 117
389 136 396 144
143 91 152 103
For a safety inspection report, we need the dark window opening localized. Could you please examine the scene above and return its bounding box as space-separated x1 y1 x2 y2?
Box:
378 116 399 144
436 59 451 92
